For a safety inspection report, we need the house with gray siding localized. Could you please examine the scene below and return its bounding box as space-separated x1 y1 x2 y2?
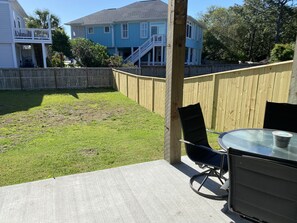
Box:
66 0 204 66
0 0 52 68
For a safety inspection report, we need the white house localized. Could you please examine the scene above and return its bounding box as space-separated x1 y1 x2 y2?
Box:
0 0 52 68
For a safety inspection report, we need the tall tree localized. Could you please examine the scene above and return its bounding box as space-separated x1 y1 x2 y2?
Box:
201 6 244 61
52 28 72 58
26 9 72 67
268 0 294 43
200 0 297 62
26 9 59 29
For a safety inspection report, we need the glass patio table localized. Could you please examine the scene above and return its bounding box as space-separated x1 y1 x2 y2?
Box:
218 128 297 162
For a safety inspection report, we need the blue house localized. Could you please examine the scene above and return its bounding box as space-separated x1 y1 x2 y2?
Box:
66 0 204 66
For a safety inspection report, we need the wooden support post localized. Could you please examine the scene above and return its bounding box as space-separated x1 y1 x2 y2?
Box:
164 0 188 164
288 35 297 104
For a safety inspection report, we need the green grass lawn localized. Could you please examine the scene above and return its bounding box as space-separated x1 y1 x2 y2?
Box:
0 89 220 187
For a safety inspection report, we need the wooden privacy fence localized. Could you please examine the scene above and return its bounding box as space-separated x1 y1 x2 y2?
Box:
113 61 293 131
141 64 255 77
0 67 141 90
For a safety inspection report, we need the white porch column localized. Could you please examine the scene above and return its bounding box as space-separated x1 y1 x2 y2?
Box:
148 52 151 65
12 44 18 68
161 46 164 65
152 46 155 66
187 47 191 65
138 48 141 67
41 43 47 68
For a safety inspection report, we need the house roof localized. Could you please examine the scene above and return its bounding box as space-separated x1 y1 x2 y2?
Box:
10 0 28 18
65 0 168 26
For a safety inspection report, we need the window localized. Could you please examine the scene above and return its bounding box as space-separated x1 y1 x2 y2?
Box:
17 18 21 29
140 22 148 38
121 23 128 39
151 26 158 36
104 26 110 33
186 21 192 38
88 27 94 34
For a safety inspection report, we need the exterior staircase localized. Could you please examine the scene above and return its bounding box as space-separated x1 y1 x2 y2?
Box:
124 34 166 65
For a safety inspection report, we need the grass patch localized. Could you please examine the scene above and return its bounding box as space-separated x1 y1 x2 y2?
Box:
0 89 220 186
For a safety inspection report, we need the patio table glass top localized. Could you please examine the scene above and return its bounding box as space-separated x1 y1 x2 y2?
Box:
218 128 297 162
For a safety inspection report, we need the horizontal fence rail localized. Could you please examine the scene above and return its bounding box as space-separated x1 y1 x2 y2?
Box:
113 61 293 131
141 64 256 77
0 67 141 90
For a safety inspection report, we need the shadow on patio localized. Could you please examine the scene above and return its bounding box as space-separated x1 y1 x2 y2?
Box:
0 156 249 223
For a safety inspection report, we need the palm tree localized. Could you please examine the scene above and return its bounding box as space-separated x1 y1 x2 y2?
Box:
26 9 60 29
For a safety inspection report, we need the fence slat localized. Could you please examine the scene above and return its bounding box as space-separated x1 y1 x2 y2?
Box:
113 61 293 131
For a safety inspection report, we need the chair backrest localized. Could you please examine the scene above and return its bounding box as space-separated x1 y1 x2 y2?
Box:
228 147 297 223
178 103 210 147
263 101 297 133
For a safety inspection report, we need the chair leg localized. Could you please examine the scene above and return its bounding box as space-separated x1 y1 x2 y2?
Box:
190 168 228 200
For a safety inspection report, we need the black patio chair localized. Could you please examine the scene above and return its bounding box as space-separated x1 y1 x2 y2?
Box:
228 147 297 223
263 101 297 133
178 103 228 200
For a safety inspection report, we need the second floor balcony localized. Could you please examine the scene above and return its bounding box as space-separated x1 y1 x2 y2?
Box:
14 28 52 44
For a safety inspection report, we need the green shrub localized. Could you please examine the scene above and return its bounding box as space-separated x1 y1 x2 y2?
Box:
106 55 123 67
270 43 294 62
50 52 64 67
71 38 109 67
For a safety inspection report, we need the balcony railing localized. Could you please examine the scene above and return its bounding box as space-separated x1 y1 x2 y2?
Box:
14 28 52 42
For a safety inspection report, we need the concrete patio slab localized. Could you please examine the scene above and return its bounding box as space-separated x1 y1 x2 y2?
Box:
0 157 248 223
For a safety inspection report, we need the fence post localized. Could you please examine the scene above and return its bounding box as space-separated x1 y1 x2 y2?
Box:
19 69 23 90
210 74 218 130
137 76 140 104
289 37 297 103
54 68 58 89
126 73 129 97
118 71 120 92
86 68 89 88
151 78 155 112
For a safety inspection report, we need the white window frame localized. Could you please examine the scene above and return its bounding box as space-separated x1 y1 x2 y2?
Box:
17 17 21 29
140 22 148 38
186 21 192 39
104 26 110 33
88 27 94 34
121 23 129 39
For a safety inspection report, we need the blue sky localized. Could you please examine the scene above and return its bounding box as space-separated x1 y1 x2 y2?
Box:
18 0 243 36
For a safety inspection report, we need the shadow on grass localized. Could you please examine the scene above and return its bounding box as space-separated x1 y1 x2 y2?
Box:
0 88 115 116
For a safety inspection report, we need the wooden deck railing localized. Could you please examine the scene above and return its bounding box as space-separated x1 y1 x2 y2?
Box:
113 61 293 131
14 28 52 43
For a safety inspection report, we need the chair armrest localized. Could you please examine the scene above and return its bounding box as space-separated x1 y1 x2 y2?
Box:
206 129 221 135
179 139 225 155
180 139 227 176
